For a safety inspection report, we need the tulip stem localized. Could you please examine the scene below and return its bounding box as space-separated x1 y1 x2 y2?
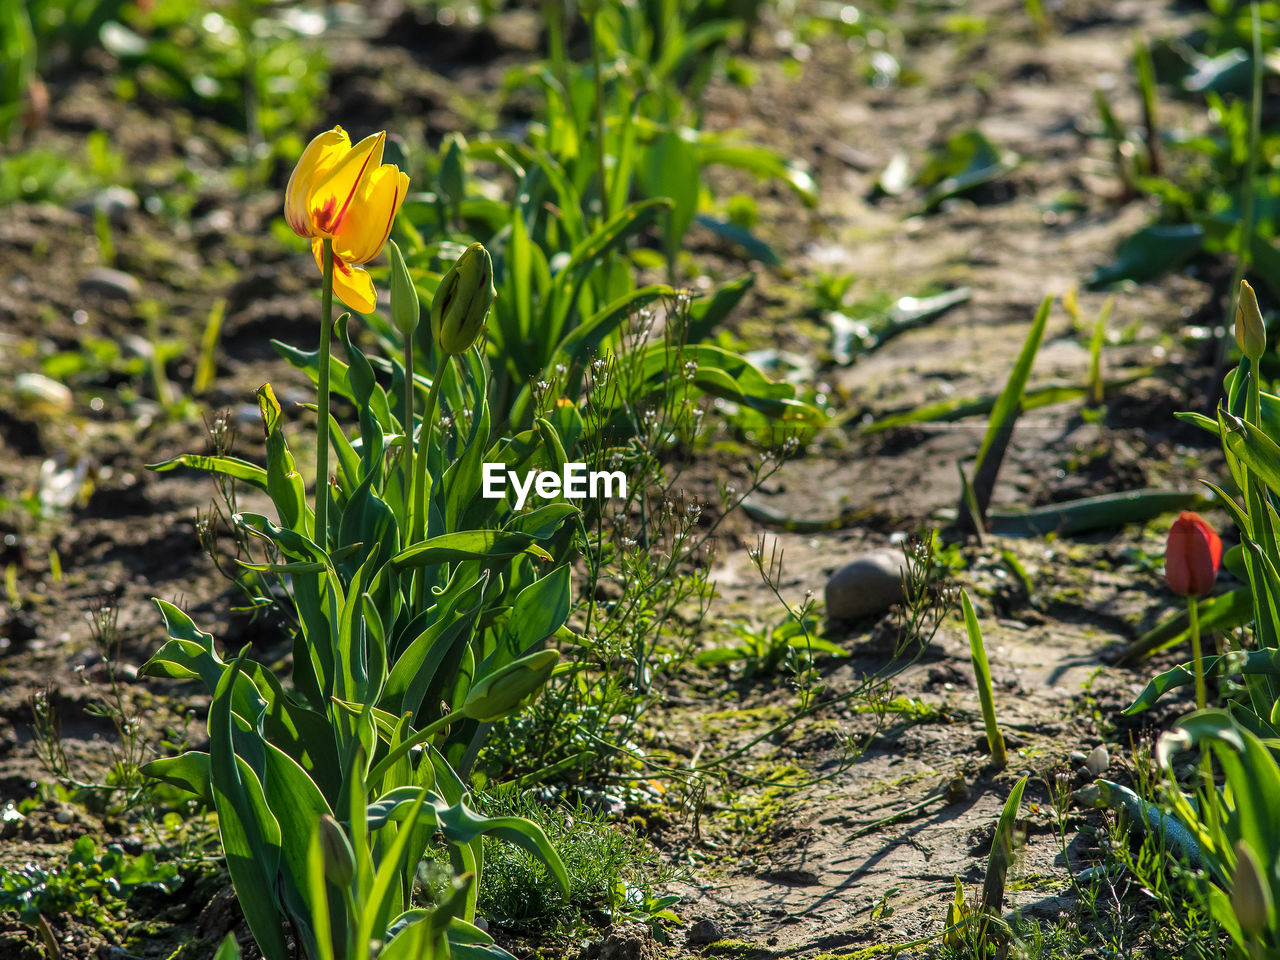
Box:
1188 595 1206 710
410 353 452 545
316 237 334 550
1247 360 1262 427
366 708 463 788
402 335 414 526
410 353 452 610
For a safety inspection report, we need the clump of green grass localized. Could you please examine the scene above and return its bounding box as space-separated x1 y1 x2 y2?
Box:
461 792 682 933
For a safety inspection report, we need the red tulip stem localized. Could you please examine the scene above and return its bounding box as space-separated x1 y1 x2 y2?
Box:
1188 594 1206 710
316 237 334 550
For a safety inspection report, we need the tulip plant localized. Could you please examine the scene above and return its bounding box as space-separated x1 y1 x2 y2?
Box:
143 126 588 960
1154 711 1280 957
395 0 822 438
1121 280 1280 951
1128 280 1280 726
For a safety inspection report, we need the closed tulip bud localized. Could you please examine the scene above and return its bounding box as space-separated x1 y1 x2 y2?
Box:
439 133 468 209
318 815 355 888
430 242 495 355
1165 511 1222 598
1231 840 1272 937
461 649 559 722
387 240 419 338
1237 279 1267 361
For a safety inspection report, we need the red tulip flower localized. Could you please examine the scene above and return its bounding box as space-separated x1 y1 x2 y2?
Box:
1165 511 1222 598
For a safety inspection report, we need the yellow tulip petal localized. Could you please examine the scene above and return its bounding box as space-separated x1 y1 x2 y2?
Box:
332 165 409 265
285 127 350 238
313 240 377 314
309 130 386 238
333 261 377 314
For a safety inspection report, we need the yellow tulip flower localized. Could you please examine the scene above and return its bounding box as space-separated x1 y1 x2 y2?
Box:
285 126 410 314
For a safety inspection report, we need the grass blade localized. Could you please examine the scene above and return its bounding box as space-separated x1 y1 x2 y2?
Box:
961 589 1006 768
954 296 1053 532
982 775 1028 913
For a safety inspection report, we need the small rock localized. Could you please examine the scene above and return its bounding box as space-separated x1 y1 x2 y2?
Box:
687 919 724 945
0 803 25 839
1085 744 1110 776
193 208 234 243
71 186 138 224
196 887 242 941
79 267 141 302
54 808 72 825
944 775 971 803
579 923 661 960
1068 750 1087 765
15 373 72 417
825 548 907 621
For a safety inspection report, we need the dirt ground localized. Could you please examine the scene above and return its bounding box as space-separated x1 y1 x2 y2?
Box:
0 0 1234 957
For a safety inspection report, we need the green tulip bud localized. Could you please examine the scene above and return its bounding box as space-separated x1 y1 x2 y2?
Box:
430 242 495 355
439 133 468 210
388 240 419 338
461 649 559 722
1232 840 1273 937
317 814 355 888
1237 279 1266 362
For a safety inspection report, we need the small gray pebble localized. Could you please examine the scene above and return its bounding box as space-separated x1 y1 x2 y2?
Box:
79 266 141 302
687 919 724 945
72 186 138 225
824 548 907 621
1085 744 1110 776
